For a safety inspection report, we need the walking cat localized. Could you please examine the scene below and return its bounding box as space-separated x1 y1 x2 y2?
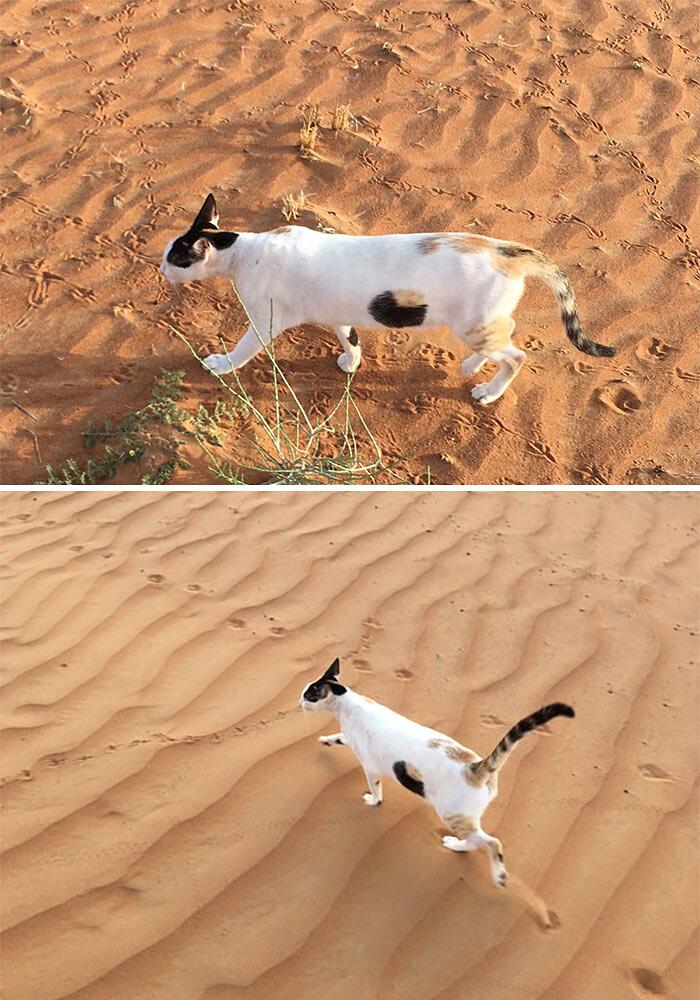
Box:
160 194 615 404
300 658 574 886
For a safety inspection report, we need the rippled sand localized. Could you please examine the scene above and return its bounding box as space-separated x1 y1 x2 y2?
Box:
1 489 697 999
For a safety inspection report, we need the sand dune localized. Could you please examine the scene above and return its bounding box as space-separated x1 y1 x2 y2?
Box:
0 489 697 999
1 1 699 484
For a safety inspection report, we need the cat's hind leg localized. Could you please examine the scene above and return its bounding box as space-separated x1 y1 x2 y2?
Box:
462 317 525 404
474 830 507 887
442 815 479 853
319 733 346 746
362 765 383 806
442 817 507 886
334 325 362 374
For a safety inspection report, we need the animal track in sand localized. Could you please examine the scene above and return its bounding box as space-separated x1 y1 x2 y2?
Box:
388 330 409 345
415 343 456 367
394 669 413 680
147 574 165 584
638 763 673 781
598 381 643 414
110 362 137 384
636 337 675 361
400 393 440 415
1 372 20 395
480 714 507 727
308 391 332 418
226 618 246 629
526 439 557 464
352 658 372 672
629 967 666 996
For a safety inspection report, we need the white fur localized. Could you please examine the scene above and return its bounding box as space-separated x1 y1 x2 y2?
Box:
300 682 507 886
160 226 527 403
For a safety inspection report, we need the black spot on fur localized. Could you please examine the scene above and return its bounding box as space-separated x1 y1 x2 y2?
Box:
166 236 203 269
369 291 427 328
347 327 359 346
393 761 425 797
205 231 239 251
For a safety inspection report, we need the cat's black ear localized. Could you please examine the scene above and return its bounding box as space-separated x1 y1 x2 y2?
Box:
322 657 340 681
191 193 219 231
328 681 347 696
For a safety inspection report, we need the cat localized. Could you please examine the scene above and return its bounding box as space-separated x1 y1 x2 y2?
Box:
160 193 615 404
300 658 574 887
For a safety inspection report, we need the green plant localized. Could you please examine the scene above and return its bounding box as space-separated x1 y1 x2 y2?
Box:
41 369 195 485
169 285 409 485
40 298 415 485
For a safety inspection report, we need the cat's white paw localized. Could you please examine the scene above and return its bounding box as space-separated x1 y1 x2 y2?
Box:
363 792 382 806
319 734 343 746
337 351 361 374
442 835 472 852
202 353 234 376
471 382 503 405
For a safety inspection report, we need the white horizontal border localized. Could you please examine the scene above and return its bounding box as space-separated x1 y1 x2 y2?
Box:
0 485 697 494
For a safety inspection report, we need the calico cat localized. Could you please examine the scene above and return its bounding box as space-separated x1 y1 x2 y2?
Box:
160 194 615 404
300 658 574 887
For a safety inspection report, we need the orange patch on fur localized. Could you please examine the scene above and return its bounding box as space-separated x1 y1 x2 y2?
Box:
447 234 494 254
405 762 423 783
417 235 444 255
427 737 479 765
490 243 544 278
394 289 425 307
444 814 478 836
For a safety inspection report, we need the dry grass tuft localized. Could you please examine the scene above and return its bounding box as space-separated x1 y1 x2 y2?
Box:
299 106 320 156
331 104 356 134
281 190 308 221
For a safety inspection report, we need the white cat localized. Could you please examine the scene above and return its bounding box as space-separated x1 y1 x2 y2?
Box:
300 658 574 887
160 194 614 404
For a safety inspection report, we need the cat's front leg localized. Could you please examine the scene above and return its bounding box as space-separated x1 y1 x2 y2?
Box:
333 325 362 374
362 766 383 806
202 318 281 376
319 733 346 746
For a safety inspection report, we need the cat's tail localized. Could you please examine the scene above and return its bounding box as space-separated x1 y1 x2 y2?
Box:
471 703 575 781
497 245 616 357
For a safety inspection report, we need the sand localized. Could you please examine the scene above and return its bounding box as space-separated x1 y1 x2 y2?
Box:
1 1 699 485
0 488 697 999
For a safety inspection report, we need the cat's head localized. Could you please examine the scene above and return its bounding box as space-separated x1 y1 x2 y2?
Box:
160 193 239 285
299 658 347 711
